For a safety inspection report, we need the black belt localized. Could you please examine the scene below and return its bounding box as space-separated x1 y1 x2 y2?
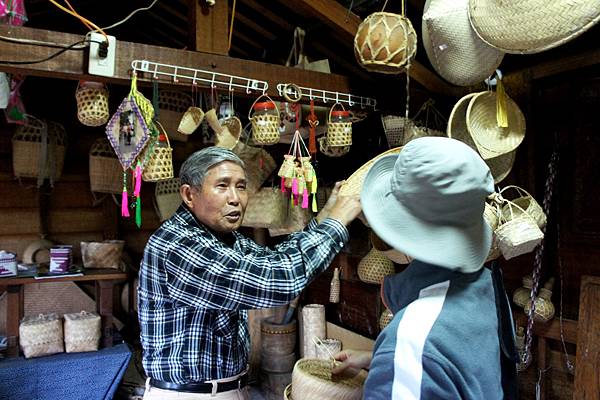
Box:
150 373 248 394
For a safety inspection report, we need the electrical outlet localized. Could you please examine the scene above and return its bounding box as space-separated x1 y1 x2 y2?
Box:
88 32 116 77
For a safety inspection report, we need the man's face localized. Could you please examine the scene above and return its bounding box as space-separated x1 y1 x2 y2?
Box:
184 161 248 234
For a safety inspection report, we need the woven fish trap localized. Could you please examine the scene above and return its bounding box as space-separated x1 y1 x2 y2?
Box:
357 248 395 284
319 136 350 158
340 147 402 196
500 185 546 229
381 115 408 147
379 308 393 330
291 359 366 400
142 123 174 182
89 138 123 194
468 0 600 54
250 95 281 145
75 81 110 127
496 200 543 260
158 90 193 142
12 118 66 181
177 106 204 135
63 311 101 353
19 313 64 358
326 104 353 147
154 177 181 221
354 12 417 74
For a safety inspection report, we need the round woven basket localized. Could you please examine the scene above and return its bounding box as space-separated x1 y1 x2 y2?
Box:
154 177 182 221
468 0 600 54
319 136 350 157
158 90 193 142
75 81 110 127
177 106 204 135
466 91 526 160
89 138 123 194
291 359 366 400
499 185 546 229
142 123 174 182
354 12 417 74
340 147 402 196
448 92 515 183
496 200 544 260
379 308 393 330
357 248 395 285
370 230 412 264
250 95 281 145
422 0 504 86
326 104 353 147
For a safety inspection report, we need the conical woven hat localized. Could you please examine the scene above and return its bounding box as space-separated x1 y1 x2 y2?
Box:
422 0 504 86
339 147 402 196
468 0 600 54
448 92 515 183
466 91 525 160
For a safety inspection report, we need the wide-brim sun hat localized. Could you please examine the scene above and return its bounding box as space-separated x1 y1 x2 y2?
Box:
422 0 504 86
468 0 600 54
361 137 494 272
448 92 515 183
339 147 403 196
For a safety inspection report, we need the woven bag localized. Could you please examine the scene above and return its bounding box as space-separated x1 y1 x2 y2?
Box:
80 240 125 270
89 137 123 194
158 90 193 142
63 311 101 353
233 141 276 194
249 94 281 146
379 309 393 330
142 122 174 182
291 359 367 400
354 12 417 74
75 81 110 127
19 313 64 358
357 248 395 284
154 178 181 221
12 118 66 181
268 206 312 237
500 185 546 229
242 187 286 229
495 200 543 260
326 103 352 147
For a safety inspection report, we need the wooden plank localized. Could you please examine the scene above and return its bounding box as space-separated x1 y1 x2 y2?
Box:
239 0 294 32
0 269 127 286
326 322 375 352
573 275 600 400
0 231 105 260
514 311 578 344
0 208 105 235
0 25 356 100
188 0 229 55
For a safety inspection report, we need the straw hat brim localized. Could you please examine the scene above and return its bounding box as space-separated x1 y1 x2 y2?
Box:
339 147 403 196
468 0 600 54
466 91 525 160
361 155 492 272
422 0 504 86
448 92 515 183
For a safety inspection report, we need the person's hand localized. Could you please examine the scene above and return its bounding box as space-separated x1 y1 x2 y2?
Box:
326 192 361 227
316 181 343 223
332 349 372 378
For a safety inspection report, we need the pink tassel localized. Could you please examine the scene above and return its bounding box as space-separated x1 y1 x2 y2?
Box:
281 176 286 192
293 194 299 206
292 178 298 195
302 189 309 208
121 189 130 217
133 164 142 197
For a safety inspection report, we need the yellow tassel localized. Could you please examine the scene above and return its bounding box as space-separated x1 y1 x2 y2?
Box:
496 79 508 128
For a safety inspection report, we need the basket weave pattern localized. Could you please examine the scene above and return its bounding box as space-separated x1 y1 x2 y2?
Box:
500 185 546 229
381 115 407 147
19 313 64 358
12 119 66 180
142 124 174 182
319 136 350 157
75 83 109 127
64 311 101 353
252 113 280 145
496 211 543 260
379 309 393 330
357 248 395 284
81 240 125 270
89 138 123 194
291 359 366 400
340 147 402 196
155 178 181 221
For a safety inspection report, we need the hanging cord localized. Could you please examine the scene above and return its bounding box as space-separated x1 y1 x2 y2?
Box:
228 0 237 53
522 150 559 366
48 0 108 42
556 211 575 374
404 59 411 120
535 367 551 400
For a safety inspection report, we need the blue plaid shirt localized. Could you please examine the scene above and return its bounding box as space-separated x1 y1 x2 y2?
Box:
138 205 348 383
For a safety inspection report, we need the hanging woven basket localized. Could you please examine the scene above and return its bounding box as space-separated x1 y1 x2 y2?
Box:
249 94 281 146
326 103 353 147
142 122 174 182
357 248 395 284
499 185 546 229
154 177 181 221
89 137 123 194
379 308 393 330
158 90 194 142
381 115 408 147
319 136 350 158
495 200 544 260
75 81 110 127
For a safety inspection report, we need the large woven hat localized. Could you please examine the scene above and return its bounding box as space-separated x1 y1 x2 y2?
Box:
448 92 515 183
339 147 402 196
466 91 526 160
468 0 600 54
422 0 504 86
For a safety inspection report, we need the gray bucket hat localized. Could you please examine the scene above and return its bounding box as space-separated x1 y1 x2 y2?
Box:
361 137 494 272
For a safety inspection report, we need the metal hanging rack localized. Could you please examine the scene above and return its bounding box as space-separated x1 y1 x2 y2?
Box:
131 60 269 94
276 83 377 110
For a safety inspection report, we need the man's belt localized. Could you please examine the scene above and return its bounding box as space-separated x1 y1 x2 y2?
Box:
150 373 248 394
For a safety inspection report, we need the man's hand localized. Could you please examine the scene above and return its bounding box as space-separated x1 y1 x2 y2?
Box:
316 181 362 227
332 349 372 378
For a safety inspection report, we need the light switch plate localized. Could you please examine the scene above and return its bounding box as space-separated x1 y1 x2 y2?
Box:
88 32 116 77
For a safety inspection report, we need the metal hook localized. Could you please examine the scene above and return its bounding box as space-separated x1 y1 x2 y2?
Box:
211 73 217 89
173 67 179 83
246 80 252 94
360 97 364 109
348 94 354 107
153 63 158 80
322 90 327 103
335 92 339 104
192 70 198 86
228 76 234 93
309 88 314 101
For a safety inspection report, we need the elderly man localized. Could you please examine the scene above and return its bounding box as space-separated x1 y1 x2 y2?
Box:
139 146 361 399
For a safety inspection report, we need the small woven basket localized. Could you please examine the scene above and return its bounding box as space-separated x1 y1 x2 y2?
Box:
484 201 502 262
381 115 408 147
354 12 417 74
89 137 123 194
500 185 546 229
379 308 393 330
63 311 101 353
250 94 281 145
326 104 352 147
496 200 544 260
154 178 182 221
81 240 125 270
142 122 174 182
12 118 66 181
19 313 64 358
357 248 395 284
291 359 366 400
75 81 109 127
177 106 204 135
158 90 193 142
319 136 350 158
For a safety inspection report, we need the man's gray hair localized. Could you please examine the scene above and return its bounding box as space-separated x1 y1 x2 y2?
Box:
179 147 245 187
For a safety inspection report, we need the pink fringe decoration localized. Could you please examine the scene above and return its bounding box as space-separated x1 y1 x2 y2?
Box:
281 176 286 192
292 178 298 195
121 190 130 217
302 189 309 208
133 164 142 197
293 194 299 206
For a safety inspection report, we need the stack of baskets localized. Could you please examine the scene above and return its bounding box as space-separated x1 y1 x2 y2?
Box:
260 317 297 400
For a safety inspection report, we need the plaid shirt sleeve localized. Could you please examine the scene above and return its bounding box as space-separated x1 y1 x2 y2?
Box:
164 217 348 310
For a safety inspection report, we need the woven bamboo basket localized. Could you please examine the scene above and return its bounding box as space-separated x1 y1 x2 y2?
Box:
500 185 546 229
512 275 533 309
357 248 395 284
158 90 193 142
523 279 555 322
379 308 393 330
154 178 181 221
63 311 101 353
370 230 412 264
484 201 502 262
319 136 350 157
315 338 342 361
250 95 281 145
81 240 125 270
12 119 66 181
340 147 403 196
381 115 408 147
354 12 417 74
496 200 544 260
19 313 64 358
242 187 286 229
291 359 367 400
89 138 123 194
142 123 174 182
326 104 352 147
75 81 110 127
177 106 204 135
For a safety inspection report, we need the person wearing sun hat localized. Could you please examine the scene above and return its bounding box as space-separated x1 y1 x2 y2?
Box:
333 137 519 399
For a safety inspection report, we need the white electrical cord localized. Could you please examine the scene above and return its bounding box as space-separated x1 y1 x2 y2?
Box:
100 0 160 31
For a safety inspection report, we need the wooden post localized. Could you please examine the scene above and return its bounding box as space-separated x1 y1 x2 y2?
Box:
6 285 24 357
188 0 229 55
95 280 116 348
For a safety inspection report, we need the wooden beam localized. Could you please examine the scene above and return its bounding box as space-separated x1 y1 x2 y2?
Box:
188 0 229 55
234 11 277 41
530 48 600 80
574 276 600 400
147 10 187 38
274 0 463 96
0 25 355 99
239 0 294 32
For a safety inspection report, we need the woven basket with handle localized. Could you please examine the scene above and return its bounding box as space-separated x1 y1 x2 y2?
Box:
89 137 123 194
249 94 281 145
496 200 544 260
500 185 546 229
142 122 174 182
154 177 181 221
326 103 352 147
